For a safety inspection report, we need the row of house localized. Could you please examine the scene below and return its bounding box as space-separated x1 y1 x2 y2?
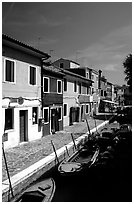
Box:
2 34 120 149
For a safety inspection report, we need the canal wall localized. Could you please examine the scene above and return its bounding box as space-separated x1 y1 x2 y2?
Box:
2 120 109 202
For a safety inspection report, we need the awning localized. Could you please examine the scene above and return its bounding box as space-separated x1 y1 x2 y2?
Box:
102 100 118 105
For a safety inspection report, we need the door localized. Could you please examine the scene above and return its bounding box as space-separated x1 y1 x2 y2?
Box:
81 105 84 121
20 110 28 142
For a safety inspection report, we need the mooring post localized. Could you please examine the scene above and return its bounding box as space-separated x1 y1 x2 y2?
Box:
51 140 60 165
65 145 70 157
2 142 14 201
71 133 77 150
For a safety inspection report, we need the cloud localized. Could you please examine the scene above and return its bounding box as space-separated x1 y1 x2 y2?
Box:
68 25 132 72
102 64 117 72
3 10 71 28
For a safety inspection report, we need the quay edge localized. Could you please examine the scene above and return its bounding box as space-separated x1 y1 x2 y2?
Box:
2 120 109 202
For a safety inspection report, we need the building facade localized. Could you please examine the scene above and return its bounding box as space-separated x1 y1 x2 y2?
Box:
2 34 50 149
42 65 64 135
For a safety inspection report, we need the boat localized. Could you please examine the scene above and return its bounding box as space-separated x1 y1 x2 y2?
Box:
12 177 56 202
58 146 99 176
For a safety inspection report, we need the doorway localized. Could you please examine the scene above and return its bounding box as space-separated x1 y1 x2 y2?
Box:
19 110 28 142
50 108 59 134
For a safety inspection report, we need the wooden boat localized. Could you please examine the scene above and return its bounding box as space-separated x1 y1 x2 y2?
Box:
58 147 99 176
12 177 56 202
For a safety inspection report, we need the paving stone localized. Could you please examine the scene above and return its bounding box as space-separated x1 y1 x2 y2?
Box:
2 117 105 182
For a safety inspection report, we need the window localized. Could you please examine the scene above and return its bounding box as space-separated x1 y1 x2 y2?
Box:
64 78 67 92
32 107 38 125
63 104 67 116
5 59 15 82
92 88 94 94
104 91 107 97
101 90 103 96
79 83 81 94
5 108 14 130
60 63 64 68
87 86 89 95
43 107 49 124
91 74 94 80
57 80 62 94
30 66 36 85
86 72 89 79
74 81 77 92
43 77 49 93
85 104 89 114
57 107 62 120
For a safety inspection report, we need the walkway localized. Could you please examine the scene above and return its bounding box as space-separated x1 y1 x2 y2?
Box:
2 115 110 182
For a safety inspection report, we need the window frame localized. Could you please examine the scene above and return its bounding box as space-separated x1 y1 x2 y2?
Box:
57 80 62 94
4 57 16 84
63 103 68 117
43 77 50 93
29 65 37 86
43 107 49 124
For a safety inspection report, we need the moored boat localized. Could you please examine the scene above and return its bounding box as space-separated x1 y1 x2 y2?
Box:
12 177 56 202
58 146 99 176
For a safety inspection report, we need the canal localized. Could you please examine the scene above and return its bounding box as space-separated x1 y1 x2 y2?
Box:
37 132 132 202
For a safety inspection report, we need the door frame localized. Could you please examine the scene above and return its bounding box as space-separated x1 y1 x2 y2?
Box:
19 110 28 142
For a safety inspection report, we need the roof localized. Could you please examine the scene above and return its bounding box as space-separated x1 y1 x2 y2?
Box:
2 34 50 60
43 65 65 76
55 58 80 66
62 69 93 83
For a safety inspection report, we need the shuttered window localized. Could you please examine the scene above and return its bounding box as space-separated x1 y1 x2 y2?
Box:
30 66 36 85
63 104 67 116
57 80 62 94
74 81 77 92
5 109 14 130
43 107 49 124
43 77 49 93
5 59 15 82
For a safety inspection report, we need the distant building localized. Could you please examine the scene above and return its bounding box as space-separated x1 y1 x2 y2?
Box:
2 34 50 149
53 59 93 121
114 84 132 106
53 58 80 69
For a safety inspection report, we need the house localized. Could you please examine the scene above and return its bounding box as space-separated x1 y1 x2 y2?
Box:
89 68 99 116
2 34 50 149
62 69 92 126
53 59 93 122
41 65 64 135
53 58 80 69
114 84 132 106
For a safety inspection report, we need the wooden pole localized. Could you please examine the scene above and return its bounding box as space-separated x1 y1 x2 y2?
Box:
2 142 14 200
65 146 70 157
94 117 99 135
71 133 77 150
85 118 91 141
51 140 59 165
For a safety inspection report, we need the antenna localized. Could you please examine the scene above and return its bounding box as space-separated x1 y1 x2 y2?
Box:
38 37 41 50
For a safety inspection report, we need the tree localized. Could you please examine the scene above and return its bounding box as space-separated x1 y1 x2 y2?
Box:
123 54 132 92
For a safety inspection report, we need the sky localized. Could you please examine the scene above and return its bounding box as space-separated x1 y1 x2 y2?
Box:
2 1 132 85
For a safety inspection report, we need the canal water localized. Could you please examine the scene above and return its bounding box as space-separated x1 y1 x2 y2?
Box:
38 145 132 202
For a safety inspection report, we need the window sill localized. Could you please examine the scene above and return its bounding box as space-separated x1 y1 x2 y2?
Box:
5 129 14 133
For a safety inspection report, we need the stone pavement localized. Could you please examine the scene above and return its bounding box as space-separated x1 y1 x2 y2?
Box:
2 115 109 182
